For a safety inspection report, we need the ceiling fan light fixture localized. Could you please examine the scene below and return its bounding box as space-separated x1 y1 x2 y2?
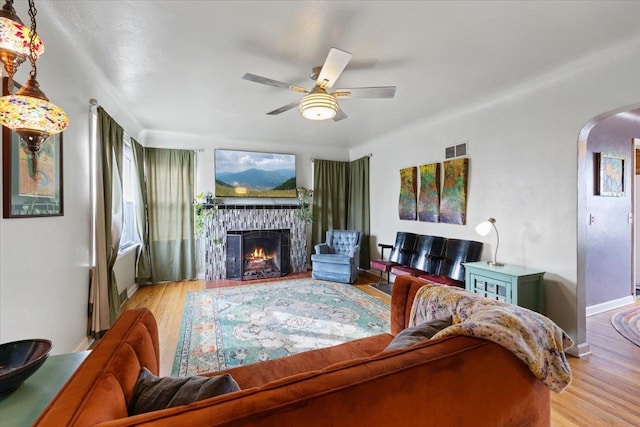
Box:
299 88 338 121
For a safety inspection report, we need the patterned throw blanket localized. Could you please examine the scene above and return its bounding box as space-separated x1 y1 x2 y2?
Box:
409 284 574 393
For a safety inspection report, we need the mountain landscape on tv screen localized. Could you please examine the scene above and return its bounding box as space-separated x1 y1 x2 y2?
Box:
216 168 296 191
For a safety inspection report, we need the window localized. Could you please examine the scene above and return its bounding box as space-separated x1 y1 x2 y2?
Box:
120 139 137 249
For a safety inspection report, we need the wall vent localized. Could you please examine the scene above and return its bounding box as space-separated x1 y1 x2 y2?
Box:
445 141 468 159
445 146 456 159
118 289 128 306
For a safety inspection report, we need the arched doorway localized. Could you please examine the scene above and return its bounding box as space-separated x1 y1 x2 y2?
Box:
577 105 640 354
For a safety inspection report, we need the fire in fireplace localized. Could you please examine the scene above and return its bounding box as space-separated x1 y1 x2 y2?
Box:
244 246 279 278
226 229 290 280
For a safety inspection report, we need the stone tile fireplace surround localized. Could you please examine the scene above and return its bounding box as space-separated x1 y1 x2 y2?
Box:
203 205 308 281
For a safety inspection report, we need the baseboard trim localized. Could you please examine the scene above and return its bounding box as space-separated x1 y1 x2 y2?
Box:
127 283 139 300
74 336 93 352
586 295 635 317
567 341 591 358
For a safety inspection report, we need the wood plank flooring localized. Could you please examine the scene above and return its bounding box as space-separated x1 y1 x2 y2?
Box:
550 300 640 426
122 273 639 426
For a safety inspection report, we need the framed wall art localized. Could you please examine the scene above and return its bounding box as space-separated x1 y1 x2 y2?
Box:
439 158 469 225
596 152 624 197
417 162 440 222
2 78 64 218
398 166 417 220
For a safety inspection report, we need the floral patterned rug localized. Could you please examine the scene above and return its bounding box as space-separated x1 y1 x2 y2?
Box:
172 278 390 376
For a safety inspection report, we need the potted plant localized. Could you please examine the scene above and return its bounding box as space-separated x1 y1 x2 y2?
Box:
295 187 313 223
193 191 214 238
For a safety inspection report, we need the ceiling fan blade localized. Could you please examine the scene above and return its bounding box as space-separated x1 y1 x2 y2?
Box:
316 48 352 89
333 86 397 99
333 109 347 122
266 99 301 115
242 73 308 93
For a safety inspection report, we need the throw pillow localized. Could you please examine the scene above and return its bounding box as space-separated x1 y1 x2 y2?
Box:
384 316 453 352
129 367 240 415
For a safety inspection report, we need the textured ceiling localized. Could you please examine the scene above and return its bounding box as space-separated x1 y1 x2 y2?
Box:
37 1 640 148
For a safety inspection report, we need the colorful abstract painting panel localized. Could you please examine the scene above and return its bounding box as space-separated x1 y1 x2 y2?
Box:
398 167 417 220
440 158 469 224
418 163 440 222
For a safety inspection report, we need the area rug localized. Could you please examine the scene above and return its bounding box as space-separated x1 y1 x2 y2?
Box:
172 278 390 377
611 305 640 347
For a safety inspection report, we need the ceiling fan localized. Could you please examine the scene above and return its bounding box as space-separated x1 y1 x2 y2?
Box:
242 48 396 122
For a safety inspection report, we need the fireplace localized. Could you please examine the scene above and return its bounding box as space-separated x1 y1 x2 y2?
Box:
226 229 290 280
203 205 307 281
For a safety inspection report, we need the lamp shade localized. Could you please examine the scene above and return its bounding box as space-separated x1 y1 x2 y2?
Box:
475 219 494 236
299 88 338 120
0 11 44 78
0 81 67 136
0 17 44 57
475 217 504 266
0 73 68 165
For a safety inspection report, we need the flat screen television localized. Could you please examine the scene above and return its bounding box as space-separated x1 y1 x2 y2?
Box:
214 149 296 198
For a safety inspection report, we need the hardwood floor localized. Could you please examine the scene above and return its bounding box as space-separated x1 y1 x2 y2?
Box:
550 300 640 426
122 274 639 426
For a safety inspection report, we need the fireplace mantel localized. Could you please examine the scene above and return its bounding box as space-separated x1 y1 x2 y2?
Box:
203 205 307 280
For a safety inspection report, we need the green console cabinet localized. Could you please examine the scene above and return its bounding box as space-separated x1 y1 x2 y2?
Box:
0 351 90 427
463 261 545 312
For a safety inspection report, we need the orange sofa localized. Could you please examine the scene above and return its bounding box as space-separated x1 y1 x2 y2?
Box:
35 275 550 426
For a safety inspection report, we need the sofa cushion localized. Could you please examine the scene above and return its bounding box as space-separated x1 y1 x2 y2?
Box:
370 259 397 272
384 317 453 351
391 265 421 276
214 333 393 389
129 368 240 415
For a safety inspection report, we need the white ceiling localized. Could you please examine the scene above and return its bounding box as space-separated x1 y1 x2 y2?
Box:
38 1 640 148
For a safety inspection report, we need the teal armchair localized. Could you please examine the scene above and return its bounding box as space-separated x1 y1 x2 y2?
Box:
311 230 362 284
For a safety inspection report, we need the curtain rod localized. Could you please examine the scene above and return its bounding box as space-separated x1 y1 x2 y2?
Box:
310 153 372 163
89 98 98 112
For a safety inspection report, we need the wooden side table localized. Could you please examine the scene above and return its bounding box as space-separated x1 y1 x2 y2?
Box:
463 262 545 312
0 350 89 426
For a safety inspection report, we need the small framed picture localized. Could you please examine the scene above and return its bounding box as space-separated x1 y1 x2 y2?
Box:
596 152 624 197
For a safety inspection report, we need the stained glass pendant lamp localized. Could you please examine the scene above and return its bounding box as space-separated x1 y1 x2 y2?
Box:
0 0 44 85
0 0 67 168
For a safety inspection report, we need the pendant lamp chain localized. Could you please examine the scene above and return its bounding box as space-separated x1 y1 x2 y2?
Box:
27 0 37 77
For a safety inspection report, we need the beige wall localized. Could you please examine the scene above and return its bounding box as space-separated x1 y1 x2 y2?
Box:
351 36 640 353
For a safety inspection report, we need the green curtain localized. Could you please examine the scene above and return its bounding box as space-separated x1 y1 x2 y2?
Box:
131 138 151 281
312 157 371 268
98 107 124 325
145 148 196 282
311 159 349 248
348 156 371 269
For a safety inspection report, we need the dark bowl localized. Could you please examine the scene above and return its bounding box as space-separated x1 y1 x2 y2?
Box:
0 339 52 397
